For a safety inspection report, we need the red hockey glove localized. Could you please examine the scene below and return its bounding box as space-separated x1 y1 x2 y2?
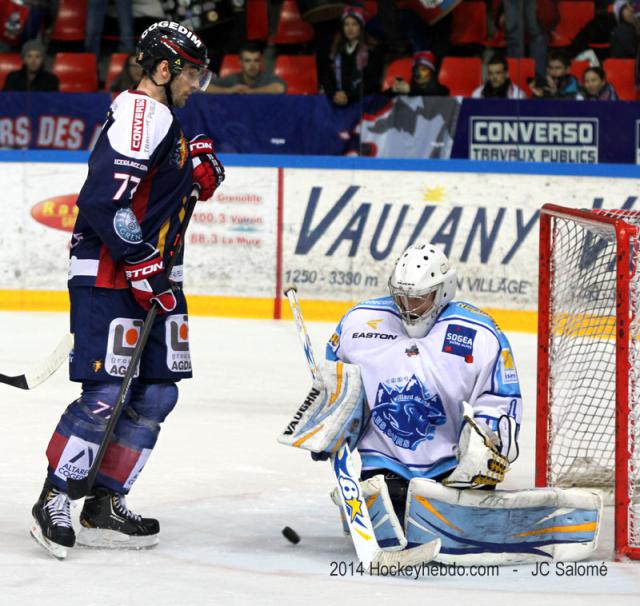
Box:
124 246 177 313
189 135 225 201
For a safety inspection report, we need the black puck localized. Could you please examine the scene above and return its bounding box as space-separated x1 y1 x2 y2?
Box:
282 526 300 544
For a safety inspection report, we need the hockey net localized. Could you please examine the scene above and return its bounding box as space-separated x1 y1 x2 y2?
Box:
536 204 640 560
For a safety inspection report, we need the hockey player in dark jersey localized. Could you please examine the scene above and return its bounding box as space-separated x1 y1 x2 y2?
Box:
30 21 225 559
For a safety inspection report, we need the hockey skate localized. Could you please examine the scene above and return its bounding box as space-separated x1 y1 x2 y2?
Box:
77 488 159 549
30 481 75 560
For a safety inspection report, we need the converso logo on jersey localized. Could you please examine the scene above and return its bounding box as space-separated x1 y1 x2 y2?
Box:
31 194 79 232
131 98 147 152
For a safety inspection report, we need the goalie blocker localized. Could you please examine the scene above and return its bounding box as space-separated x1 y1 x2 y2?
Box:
278 360 368 455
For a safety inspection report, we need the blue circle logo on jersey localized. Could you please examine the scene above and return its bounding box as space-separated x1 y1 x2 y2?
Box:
372 375 447 450
113 208 143 244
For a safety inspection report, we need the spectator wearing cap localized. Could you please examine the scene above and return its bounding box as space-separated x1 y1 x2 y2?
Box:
472 54 527 98
388 51 449 97
579 66 619 100
2 39 58 91
207 42 287 94
322 6 384 106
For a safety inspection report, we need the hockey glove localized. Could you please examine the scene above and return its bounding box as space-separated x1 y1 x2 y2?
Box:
442 403 511 489
189 135 225 201
124 245 177 313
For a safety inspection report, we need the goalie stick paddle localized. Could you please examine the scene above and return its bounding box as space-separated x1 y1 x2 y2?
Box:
283 285 441 571
0 333 74 390
66 185 200 501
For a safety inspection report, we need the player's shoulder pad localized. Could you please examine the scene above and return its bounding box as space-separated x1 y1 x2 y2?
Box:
437 301 506 344
107 91 173 160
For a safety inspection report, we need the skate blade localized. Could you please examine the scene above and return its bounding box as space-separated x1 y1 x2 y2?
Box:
76 528 159 550
30 519 69 560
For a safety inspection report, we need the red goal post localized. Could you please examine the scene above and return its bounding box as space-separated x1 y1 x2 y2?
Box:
536 203 640 560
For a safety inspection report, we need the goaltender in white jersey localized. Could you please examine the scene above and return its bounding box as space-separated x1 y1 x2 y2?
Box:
325 249 522 482
280 242 602 565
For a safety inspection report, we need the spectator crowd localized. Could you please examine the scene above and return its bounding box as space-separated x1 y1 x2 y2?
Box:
0 0 638 101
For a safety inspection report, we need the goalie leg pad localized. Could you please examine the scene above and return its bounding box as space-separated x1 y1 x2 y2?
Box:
405 478 603 565
331 475 407 550
278 360 368 454
96 382 178 494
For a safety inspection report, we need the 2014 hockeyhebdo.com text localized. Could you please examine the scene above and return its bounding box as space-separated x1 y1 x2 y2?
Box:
328 561 609 579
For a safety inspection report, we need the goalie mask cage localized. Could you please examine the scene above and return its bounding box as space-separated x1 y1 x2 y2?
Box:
536 204 640 560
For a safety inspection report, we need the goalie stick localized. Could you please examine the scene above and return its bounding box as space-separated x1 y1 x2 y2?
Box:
0 333 73 390
66 185 200 501
283 285 441 571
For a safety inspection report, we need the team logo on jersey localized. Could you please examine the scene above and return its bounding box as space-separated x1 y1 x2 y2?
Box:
172 133 188 168
131 98 146 151
371 375 447 450
328 331 340 352
405 344 419 357
113 207 143 244
500 348 518 384
442 324 476 363
105 318 142 378
166 314 191 372
366 319 383 330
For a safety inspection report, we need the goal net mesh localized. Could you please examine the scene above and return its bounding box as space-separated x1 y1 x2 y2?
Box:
546 210 640 549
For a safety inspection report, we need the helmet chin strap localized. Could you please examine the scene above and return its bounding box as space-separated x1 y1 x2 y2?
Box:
148 70 176 106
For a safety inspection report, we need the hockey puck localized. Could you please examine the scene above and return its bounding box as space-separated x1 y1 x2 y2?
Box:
282 526 300 544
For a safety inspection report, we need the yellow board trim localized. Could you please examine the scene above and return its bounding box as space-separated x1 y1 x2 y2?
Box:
414 495 462 533
0 290 539 332
513 522 598 538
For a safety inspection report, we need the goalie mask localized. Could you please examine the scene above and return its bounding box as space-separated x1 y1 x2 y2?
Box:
388 243 457 338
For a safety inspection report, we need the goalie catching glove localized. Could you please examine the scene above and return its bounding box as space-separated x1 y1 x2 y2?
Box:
443 402 519 489
277 360 368 456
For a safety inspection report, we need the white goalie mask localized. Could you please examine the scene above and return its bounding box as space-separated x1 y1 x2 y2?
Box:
388 243 457 338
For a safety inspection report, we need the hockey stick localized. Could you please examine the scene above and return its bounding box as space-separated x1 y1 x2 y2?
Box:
66 185 200 501
283 285 441 571
0 333 73 390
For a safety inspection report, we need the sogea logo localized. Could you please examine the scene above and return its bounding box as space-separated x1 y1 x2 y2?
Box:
445 332 473 347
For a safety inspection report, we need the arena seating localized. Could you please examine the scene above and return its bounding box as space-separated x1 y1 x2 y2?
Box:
0 52 22 89
450 2 488 47
50 0 87 42
603 58 637 101
104 53 129 91
506 57 535 96
246 0 269 41
275 55 318 94
382 57 413 91
550 2 594 47
272 0 314 45
439 56 482 97
219 54 242 79
53 53 98 92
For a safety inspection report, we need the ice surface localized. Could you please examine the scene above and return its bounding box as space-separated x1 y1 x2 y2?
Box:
0 312 638 605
